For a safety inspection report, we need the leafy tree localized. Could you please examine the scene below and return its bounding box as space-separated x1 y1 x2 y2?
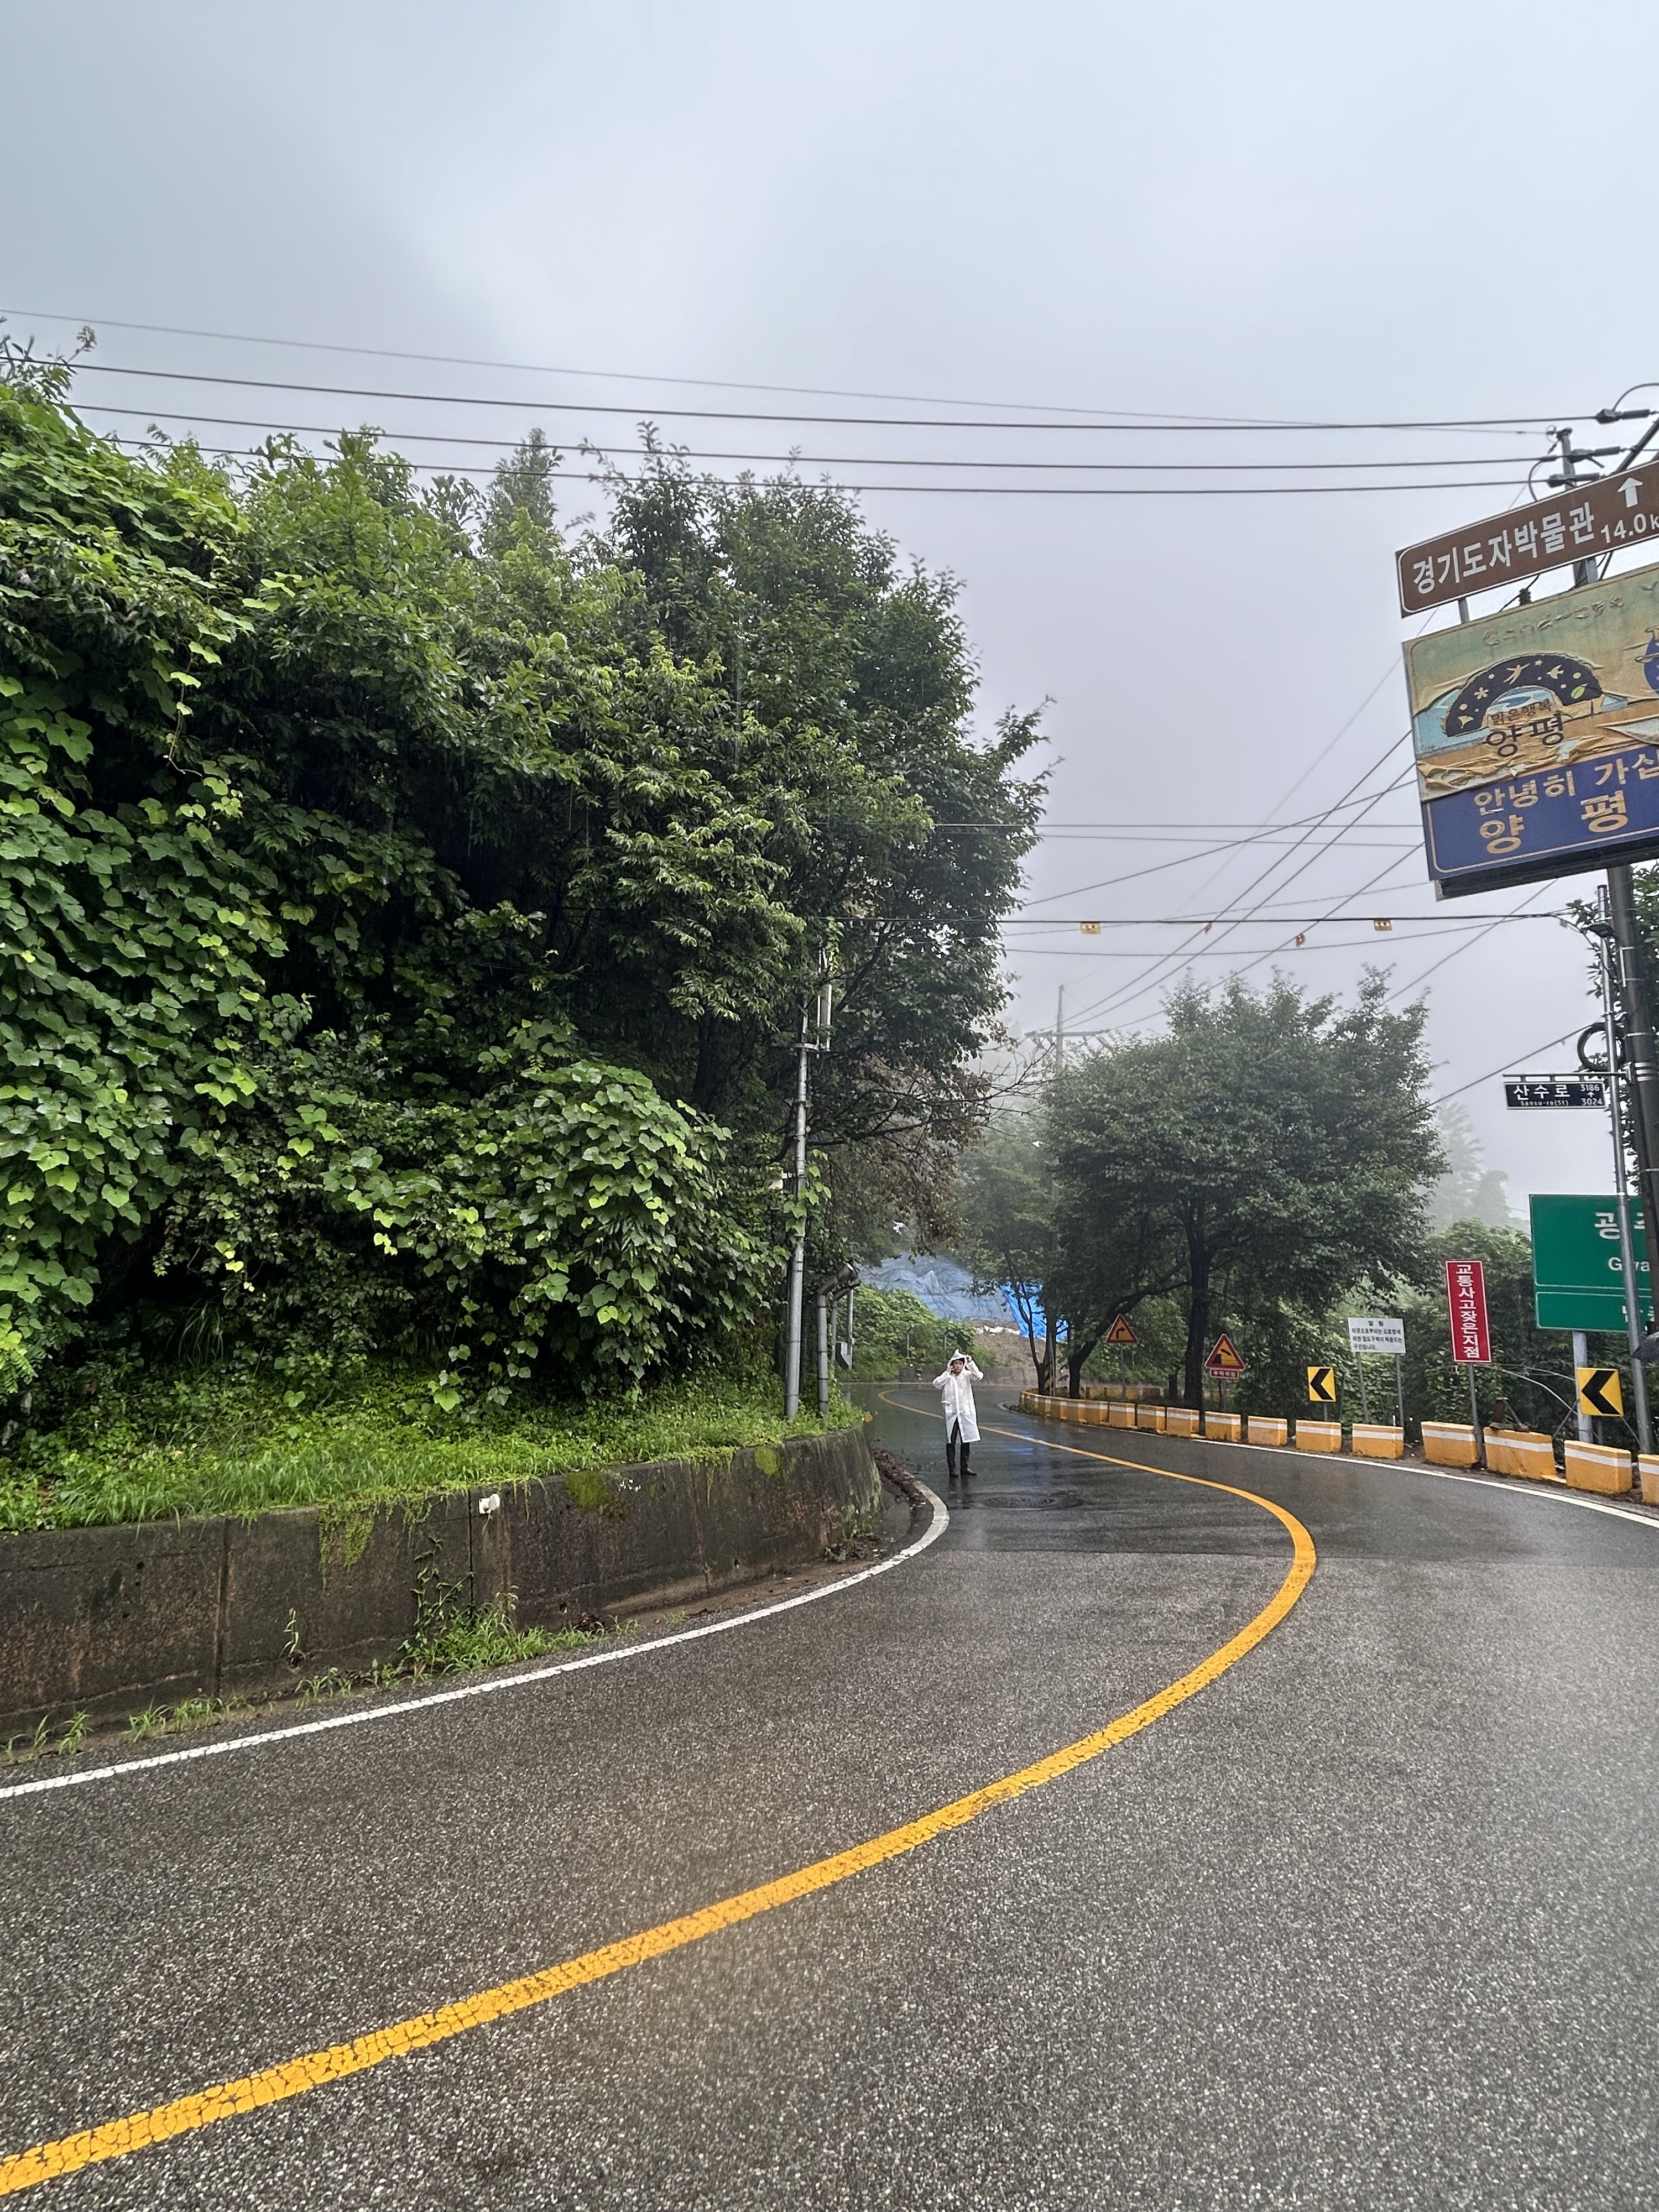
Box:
600 460 1044 1208
0 377 1039 1410
1051 975 1442 1406
1428 1105 1516 1230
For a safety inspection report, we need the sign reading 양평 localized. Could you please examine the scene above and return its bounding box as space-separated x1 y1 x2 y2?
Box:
1405 560 1659 895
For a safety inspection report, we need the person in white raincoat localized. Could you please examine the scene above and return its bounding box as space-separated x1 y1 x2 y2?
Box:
933 1350 983 1480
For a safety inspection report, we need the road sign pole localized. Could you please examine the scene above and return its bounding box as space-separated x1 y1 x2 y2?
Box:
1394 1353 1405 1433
1466 1364 1485 1467
1357 1357 1370 1422
1605 869 1659 1326
1598 900 1653 1452
1572 1331 1592 1444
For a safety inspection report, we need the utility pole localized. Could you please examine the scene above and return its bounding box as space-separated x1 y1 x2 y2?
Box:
1598 888 1653 1453
1551 427 1659 1282
782 1000 810 1420
1044 985 1063 1394
782 954 834 1420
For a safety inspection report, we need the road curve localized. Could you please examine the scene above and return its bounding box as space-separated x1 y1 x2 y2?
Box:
2 1388 1656 2209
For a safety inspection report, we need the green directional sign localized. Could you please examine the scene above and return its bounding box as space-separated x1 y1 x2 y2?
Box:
1529 1193 1651 1333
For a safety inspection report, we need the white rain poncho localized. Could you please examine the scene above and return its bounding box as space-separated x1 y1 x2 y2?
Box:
933 1356 982 1443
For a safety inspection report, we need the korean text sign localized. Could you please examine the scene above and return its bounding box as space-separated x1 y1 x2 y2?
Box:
1445 1259 1491 1365
1397 469 1659 617
1405 561 1659 894
1348 1316 1406 1356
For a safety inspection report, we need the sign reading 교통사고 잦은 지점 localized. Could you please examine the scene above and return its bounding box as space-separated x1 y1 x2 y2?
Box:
1404 559 1659 895
1444 1259 1491 1366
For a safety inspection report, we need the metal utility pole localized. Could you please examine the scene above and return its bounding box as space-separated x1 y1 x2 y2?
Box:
814 1280 830 1419
1599 890 1653 1453
782 1001 810 1419
782 955 834 1419
1573 1328 1593 1445
1546 423 1659 1284
1605 869 1659 1280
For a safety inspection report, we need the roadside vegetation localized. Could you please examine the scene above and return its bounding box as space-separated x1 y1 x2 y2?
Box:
0 1360 862 1532
847 1285 984 1379
0 333 1038 1521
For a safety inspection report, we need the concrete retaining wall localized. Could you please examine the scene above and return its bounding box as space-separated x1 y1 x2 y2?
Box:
0 1424 881 1737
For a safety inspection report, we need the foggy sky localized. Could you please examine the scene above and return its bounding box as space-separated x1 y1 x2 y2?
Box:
9 0 1655 1207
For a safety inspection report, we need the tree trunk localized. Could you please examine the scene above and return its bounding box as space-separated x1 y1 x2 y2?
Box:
1028 1325 1048 1393
1182 1238 1211 1410
1068 1345 1084 1397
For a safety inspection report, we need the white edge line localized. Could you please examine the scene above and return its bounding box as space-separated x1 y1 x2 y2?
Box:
0 1481 950 1805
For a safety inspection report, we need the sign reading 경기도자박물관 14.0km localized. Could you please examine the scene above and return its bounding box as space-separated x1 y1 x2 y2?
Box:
1403 558 1659 897
1529 1192 1653 1333
1396 467 1659 617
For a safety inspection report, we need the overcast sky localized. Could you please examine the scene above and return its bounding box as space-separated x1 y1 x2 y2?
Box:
9 0 1656 1206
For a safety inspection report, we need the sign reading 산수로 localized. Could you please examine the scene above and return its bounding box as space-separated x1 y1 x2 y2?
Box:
1404 560 1659 895
1504 1073 1609 1110
1348 1316 1406 1357
1446 1259 1491 1365
1396 468 1659 617
1529 1192 1651 1332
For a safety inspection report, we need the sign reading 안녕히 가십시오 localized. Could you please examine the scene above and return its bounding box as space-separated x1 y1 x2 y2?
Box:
1405 560 1659 895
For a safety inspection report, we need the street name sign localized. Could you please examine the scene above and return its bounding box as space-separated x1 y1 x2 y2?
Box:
1529 1192 1650 1332
1204 1333 1246 1378
1307 1365 1338 1404
1576 1364 1625 1420
1104 1313 1139 1347
1446 1259 1491 1365
1397 467 1659 616
1404 560 1659 896
1504 1073 1609 1110
1348 1316 1406 1356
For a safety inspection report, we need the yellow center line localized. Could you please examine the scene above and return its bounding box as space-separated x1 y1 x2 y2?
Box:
0 1415 1314 2199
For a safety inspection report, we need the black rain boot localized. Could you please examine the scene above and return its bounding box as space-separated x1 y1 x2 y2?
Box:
959 1441 972 1478
947 1425 960 1482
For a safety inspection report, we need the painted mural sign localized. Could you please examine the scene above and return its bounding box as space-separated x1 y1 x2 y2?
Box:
1405 559 1659 894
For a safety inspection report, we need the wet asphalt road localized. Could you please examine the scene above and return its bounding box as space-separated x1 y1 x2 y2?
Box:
4 1387 1659 2209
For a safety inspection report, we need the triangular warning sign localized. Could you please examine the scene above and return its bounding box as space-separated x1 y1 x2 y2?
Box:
1104 1312 1138 1347
1204 1332 1246 1376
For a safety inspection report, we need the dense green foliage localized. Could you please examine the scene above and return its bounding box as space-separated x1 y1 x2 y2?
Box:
0 358 1038 1439
847 1284 979 1378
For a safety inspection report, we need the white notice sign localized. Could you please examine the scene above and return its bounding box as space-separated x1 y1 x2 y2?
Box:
1348 1316 1406 1356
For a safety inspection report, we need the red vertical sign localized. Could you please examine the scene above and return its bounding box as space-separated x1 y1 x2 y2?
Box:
1445 1258 1491 1365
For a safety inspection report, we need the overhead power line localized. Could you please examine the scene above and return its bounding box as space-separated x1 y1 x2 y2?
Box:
5 305 1576 431
94 435 1537 499
1433 1030 1581 1105
65 359 1579 436
75 404 1545 473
